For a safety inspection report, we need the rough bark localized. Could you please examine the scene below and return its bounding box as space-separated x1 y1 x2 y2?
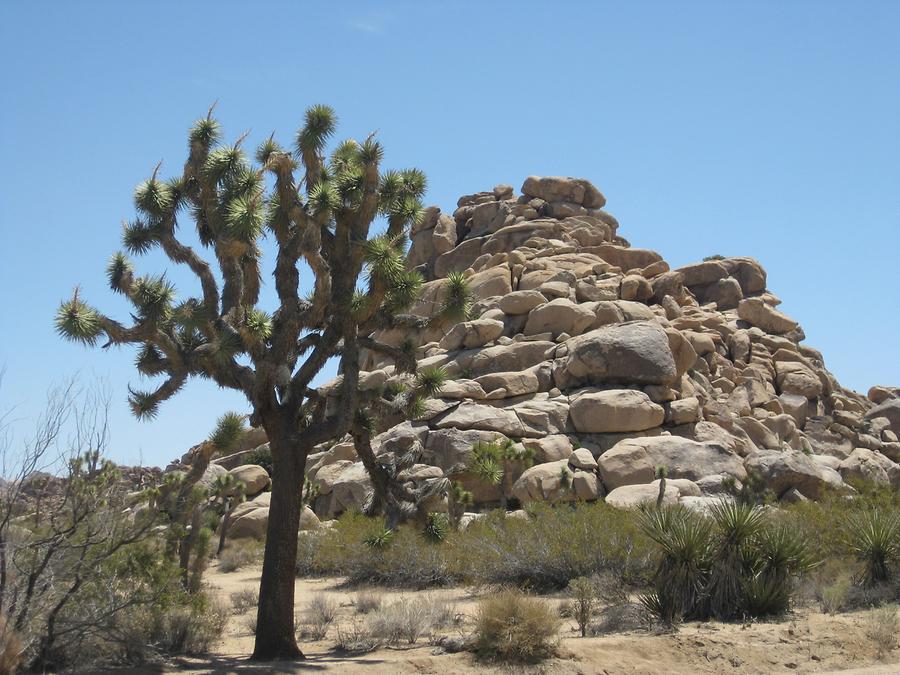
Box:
251 430 306 661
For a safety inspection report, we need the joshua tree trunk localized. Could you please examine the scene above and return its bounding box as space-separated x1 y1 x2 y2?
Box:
217 503 233 555
252 431 306 660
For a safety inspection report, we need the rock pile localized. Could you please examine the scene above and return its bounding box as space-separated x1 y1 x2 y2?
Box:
232 176 900 520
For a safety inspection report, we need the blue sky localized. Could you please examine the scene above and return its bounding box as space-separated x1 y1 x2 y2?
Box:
1 1 898 469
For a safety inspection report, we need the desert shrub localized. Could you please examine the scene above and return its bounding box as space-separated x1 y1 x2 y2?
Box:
473 589 559 663
844 508 900 586
820 574 852 615
367 595 451 645
865 605 899 658
230 588 258 615
455 502 654 590
354 591 383 614
218 540 262 573
639 501 818 624
591 602 649 635
147 596 229 655
298 594 338 640
241 445 273 476
567 576 598 637
334 617 378 653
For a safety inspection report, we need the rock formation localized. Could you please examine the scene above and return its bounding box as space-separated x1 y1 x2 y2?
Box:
208 176 900 524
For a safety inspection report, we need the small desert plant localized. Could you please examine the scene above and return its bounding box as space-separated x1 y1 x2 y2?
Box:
422 512 450 543
334 617 378 653
469 437 534 510
151 598 229 655
820 574 852 615
473 589 559 663
364 525 394 550
568 576 598 637
217 540 262 572
230 588 259 615
844 509 900 585
298 594 338 640
865 605 899 658
354 591 383 614
368 597 432 645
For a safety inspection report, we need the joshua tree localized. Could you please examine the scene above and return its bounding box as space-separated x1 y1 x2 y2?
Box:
468 437 533 510
655 465 668 509
56 104 467 660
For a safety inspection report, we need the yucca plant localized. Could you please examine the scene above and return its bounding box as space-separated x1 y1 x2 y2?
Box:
469 436 534 511
56 104 469 661
844 508 900 585
704 500 764 620
639 506 713 623
744 524 820 616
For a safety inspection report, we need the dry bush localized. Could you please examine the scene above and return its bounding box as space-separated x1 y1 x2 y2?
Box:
567 576 597 637
820 575 852 615
334 617 378 654
150 598 229 655
230 588 258 615
354 591 383 614
217 540 262 573
865 605 899 658
298 594 338 640
473 589 559 662
367 595 453 645
591 602 649 635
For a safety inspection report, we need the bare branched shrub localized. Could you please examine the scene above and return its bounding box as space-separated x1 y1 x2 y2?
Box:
354 591 383 614
866 605 899 658
334 617 378 654
473 589 559 662
567 576 597 637
230 588 258 615
298 594 337 640
821 575 852 615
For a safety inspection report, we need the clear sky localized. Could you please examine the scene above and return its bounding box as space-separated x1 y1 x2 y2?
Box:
1 1 898 469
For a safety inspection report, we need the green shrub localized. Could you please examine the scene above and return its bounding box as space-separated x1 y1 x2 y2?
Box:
241 445 272 475
639 502 818 623
148 595 229 655
473 589 559 662
567 576 598 637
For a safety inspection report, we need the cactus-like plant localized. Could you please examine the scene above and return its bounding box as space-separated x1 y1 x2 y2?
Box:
56 105 468 661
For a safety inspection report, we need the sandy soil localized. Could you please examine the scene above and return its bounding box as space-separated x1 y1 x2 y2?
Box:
151 561 899 674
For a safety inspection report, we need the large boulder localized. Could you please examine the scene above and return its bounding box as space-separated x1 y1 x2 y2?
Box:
838 448 900 488
744 449 843 499
569 389 664 433
524 298 596 338
521 176 606 208
602 436 746 485
564 321 678 385
605 482 679 509
597 441 655 490
439 318 504 350
737 298 798 335
512 459 584 503
864 399 900 436
498 290 546 315
228 464 270 497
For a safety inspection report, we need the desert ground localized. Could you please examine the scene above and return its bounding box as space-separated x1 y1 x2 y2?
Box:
142 560 900 675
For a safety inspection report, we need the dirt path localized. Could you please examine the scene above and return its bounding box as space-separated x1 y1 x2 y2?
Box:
160 562 900 674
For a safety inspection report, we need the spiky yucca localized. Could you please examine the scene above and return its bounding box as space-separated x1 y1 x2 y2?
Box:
56 105 468 661
468 436 534 511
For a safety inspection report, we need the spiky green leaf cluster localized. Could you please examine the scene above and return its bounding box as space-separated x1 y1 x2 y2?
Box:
55 294 103 345
202 144 245 185
296 104 337 155
244 308 272 342
131 275 175 323
422 512 450 543
135 344 167 376
106 252 133 293
307 180 340 216
255 136 284 165
171 298 213 331
134 178 173 218
224 196 263 241
122 219 160 255
189 116 221 148
209 411 246 453
440 271 472 321
415 366 447 398
127 387 161 420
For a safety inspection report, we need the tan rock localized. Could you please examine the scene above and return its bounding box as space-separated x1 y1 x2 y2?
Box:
570 389 665 433
737 298 798 335
524 298 596 338
228 464 270 497
605 483 679 509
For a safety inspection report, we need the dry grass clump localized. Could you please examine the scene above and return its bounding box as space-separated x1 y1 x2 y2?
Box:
865 605 898 658
229 588 258 615
334 617 378 654
367 595 454 645
218 540 262 573
150 598 229 655
298 594 338 640
473 589 559 663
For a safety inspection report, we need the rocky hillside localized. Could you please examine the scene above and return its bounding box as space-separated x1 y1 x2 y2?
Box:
203 176 900 532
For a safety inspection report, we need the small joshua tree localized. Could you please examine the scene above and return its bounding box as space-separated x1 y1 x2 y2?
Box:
469 437 533 511
56 104 467 660
655 465 668 509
